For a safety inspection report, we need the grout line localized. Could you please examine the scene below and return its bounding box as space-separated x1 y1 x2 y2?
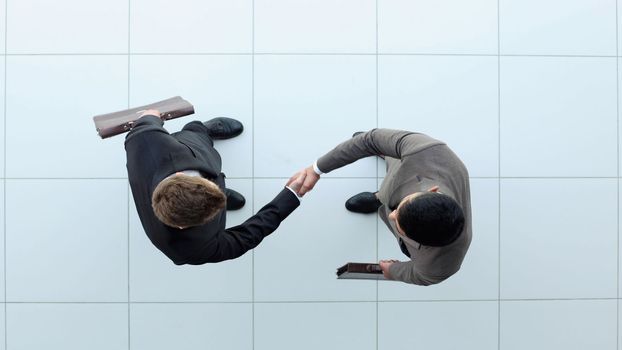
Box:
127 0 131 348
126 183 131 349
381 53 619 58
1 52 620 58
251 0 255 348
2 300 374 305
494 297 621 302
1 176 622 181
1 177 132 180
375 2 379 350
616 1 620 349
2 297 617 304
3 0 6 346
497 0 502 349
468 176 622 179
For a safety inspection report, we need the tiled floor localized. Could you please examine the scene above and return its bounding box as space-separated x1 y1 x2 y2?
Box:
0 0 619 349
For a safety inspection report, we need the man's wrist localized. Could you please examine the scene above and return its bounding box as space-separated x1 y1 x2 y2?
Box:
285 186 302 201
312 161 324 176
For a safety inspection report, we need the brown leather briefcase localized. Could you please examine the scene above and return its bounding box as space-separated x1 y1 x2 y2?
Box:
93 96 194 139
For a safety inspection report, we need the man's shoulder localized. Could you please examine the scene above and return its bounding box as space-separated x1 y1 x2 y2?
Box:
143 213 225 265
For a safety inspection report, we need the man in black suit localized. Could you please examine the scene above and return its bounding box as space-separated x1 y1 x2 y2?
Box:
125 109 304 265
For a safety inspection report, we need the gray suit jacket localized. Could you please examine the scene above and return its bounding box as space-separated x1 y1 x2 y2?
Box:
317 129 472 285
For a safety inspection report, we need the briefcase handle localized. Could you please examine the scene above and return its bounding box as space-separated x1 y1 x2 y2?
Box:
367 264 382 273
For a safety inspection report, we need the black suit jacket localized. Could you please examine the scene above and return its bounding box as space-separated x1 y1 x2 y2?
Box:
125 115 300 265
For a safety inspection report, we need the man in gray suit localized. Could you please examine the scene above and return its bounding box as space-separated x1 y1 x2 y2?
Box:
292 129 471 286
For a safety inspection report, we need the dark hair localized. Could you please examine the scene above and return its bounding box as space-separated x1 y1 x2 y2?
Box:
152 175 226 228
397 192 465 247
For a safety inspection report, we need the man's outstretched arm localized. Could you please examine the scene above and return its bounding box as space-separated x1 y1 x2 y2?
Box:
188 175 305 264
124 110 169 146
382 259 445 286
293 129 442 195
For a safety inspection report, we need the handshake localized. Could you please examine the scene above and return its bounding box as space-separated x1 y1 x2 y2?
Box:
285 166 322 198
283 164 397 279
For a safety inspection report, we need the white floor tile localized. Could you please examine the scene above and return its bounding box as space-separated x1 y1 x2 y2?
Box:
378 179 498 300
130 0 252 53
619 178 622 295
254 179 377 302
131 303 252 350
0 182 5 301
7 0 127 53
255 0 375 53
0 306 4 350
6 180 128 302
255 302 376 350
619 58 622 174
500 179 617 299
254 55 377 178
7 303 127 350
6 56 128 178
500 0 616 55
130 55 253 177
500 57 617 177
378 55 498 177
379 0 498 54
501 300 617 350
0 57 5 175
378 301 498 350
0 0 6 54
0 57 6 176
130 179 253 302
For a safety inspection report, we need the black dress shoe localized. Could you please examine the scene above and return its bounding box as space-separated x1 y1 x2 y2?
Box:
225 188 246 210
345 192 382 214
204 117 244 140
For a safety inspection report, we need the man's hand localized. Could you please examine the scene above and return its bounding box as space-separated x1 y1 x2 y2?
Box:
140 109 161 118
379 259 399 280
286 172 307 195
288 166 320 196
